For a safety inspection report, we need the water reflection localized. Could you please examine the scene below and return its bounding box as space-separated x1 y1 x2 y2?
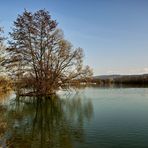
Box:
0 94 93 148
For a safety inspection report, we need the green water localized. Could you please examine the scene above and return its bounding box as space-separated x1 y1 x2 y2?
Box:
0 87 148 148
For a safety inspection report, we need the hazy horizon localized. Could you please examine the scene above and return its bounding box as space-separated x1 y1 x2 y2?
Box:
0 0 148 75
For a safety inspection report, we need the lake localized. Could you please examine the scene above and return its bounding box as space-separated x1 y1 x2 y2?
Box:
0 87 148 148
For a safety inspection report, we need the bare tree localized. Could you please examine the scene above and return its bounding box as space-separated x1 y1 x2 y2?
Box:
0 27 6 74
5 10 93 96
0 27 4 42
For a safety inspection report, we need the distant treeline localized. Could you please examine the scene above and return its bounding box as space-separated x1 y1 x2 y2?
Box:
90 74 148 86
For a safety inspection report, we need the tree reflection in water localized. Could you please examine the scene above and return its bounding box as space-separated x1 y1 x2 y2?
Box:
0 93 93 148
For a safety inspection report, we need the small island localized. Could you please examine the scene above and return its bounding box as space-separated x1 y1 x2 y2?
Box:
0 10 92 97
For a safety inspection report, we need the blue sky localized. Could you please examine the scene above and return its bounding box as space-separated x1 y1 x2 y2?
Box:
0 0 148 75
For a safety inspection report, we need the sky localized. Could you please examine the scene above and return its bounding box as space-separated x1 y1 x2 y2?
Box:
0 0 148 75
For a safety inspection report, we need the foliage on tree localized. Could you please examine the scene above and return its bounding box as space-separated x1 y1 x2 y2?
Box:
4 10 93 96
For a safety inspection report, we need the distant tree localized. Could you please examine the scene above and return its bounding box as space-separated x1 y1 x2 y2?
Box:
0 27 3 41
0 27 6 74
5 10 93 96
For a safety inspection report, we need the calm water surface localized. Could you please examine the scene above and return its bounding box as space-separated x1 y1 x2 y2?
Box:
0 87 148 148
